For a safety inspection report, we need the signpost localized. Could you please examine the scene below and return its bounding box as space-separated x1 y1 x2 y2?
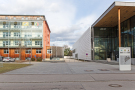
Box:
119 47 131 71
35 55 36 61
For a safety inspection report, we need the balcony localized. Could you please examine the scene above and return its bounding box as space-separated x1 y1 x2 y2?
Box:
0 34 42 40
0 25 43 31
0 43 42 48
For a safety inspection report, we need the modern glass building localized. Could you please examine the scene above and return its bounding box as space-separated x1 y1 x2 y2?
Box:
91 1 135 60
0 15 50 60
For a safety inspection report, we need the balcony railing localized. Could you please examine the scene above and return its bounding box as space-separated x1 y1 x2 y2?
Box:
0 43 42 48
0 17 44 21
0 25 43 30
0 34 42 39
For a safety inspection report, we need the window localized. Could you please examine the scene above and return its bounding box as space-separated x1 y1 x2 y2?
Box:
22 17 24 20
31 22 34 25
14 41 19 45
37 17 39 20
26 17 28 20
36 49 41 53
3 32 11 37
25 49 31 54
25 33 32 37
25 41 32 45
3 41 10 45
15 50 19 54
4 49 9 54
14 17 16 20
35 41 42 45
47 49 52 54
14 32 20 37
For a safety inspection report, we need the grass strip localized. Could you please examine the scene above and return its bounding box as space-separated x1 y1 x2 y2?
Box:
0 63 31 74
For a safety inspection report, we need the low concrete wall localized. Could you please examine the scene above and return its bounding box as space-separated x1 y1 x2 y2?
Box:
64 56 73 59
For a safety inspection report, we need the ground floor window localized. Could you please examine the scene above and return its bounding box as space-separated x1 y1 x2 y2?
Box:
4 49 9 54
47 49 52 54
15 49 20 54
36 49 41 53
26 49 31 54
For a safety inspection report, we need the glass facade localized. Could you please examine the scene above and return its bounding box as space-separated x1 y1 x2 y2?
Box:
94 15 135 60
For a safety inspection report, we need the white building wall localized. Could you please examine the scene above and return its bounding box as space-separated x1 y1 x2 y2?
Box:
72 27 91 60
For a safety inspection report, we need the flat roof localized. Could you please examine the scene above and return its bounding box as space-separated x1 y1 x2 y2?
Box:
0 14 45 16
92 1 135 27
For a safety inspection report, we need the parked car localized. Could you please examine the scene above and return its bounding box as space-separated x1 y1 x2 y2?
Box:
3 57 15 62
0 56 3 62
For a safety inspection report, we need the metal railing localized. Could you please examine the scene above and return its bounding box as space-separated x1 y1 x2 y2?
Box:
0 17 44 21
0 42 42 48
0 25 42 30
0 34 42 39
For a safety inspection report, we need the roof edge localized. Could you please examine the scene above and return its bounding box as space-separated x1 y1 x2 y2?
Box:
91 2 115 27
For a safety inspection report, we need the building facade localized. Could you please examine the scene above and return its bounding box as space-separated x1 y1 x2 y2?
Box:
73 1 135 61
0 15 50 60
72 28 91 60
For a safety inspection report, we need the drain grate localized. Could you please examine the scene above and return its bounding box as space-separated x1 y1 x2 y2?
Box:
108 84 122 87
98 69 109 71
84 70 93 72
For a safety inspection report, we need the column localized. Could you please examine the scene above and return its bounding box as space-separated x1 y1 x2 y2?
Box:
118 8 121 47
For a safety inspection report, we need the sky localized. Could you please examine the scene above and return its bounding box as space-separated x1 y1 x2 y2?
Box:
0 0 135 49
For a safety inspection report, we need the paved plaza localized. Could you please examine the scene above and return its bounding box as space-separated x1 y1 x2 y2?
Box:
0 59 135 90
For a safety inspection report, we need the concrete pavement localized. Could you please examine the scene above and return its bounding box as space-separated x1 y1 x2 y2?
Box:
0 59 135 90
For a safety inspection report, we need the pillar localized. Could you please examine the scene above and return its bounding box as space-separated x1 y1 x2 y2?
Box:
118 8 121 47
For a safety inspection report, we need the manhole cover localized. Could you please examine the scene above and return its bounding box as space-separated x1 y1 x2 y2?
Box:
98 69 109 71
108 84 122 87
84 70 93 72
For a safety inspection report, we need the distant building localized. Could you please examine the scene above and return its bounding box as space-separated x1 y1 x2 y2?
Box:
0 15 50 60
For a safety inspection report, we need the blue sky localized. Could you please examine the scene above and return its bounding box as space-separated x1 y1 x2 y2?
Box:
0 0 135 48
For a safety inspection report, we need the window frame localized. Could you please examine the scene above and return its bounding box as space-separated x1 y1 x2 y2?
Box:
25 41 32 45
3 41 10 45
36 49 41 54
4 49 9 54
14 32 20 37
47 49 52 54
15 49 20 54
35 41 42 45
25 49 31 54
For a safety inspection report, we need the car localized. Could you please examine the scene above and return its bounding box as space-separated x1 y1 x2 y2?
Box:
0 56 3 62
3 57 15 62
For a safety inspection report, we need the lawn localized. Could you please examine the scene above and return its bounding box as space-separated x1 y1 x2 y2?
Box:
0 63 31 74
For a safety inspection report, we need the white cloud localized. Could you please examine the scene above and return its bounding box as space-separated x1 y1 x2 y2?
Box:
0 0 97 48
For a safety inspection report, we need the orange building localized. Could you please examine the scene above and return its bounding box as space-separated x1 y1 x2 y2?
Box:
0 15 50 60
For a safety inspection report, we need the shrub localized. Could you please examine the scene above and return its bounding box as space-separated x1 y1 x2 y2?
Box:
31 58 35 61
37 58 42 62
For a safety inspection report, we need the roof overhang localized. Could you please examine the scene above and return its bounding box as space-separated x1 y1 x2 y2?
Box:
92 1 135 27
